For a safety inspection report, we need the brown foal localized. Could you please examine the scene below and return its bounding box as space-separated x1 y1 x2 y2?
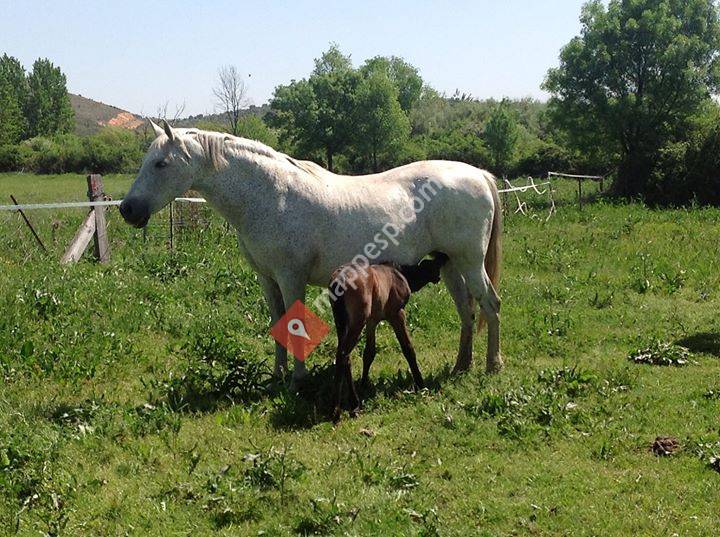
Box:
329 253 448 421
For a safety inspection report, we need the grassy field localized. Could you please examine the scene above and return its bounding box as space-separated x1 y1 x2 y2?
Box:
1 172 720 535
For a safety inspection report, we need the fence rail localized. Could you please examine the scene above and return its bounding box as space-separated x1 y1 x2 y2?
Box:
548 171 607 209
0 197 206 212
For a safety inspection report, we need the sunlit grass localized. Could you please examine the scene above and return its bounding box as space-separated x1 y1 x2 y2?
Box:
1 173 719 535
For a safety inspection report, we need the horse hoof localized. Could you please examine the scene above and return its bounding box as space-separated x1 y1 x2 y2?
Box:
485 358 504 375
452 362 471 375
349 407 361 418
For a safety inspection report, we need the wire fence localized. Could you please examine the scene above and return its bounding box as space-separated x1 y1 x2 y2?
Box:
0 171 607 265
0 197 223 265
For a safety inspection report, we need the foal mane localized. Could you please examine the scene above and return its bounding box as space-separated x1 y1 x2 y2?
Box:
189 129 324 180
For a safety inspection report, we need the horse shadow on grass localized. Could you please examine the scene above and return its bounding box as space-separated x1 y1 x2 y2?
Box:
675 332 720 358
267 360 456 431
130 352 459 431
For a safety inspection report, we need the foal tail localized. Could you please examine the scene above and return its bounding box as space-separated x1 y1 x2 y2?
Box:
478 172 502 331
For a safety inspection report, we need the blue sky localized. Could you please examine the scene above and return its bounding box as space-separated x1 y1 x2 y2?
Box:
1 0 588 116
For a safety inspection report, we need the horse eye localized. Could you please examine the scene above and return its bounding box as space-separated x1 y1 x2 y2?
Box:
155 160 168 169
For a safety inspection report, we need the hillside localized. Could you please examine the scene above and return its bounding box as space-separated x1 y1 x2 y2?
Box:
69 94 269 135
174 104 270 128
69 94 145 136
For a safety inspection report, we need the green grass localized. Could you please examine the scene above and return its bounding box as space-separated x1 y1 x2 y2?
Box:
1 173 720 535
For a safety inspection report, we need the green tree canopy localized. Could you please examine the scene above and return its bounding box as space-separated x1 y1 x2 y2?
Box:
360 56 423 113
0 54 28 142
353 70 410 172
269 45 359 171
544 0 720 196
484 99 519 174
0 77 25 145
25 58 74 137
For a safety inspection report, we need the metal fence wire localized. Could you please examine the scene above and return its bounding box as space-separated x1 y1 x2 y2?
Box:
0 197 223 265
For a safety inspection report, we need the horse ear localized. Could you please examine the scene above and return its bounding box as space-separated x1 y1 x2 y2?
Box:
149 119 164 137
161 119 175 141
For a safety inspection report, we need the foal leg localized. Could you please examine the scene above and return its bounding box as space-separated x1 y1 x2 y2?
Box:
388 310 425 389
360 322 377 388
332 317 365 421
441 261 476 373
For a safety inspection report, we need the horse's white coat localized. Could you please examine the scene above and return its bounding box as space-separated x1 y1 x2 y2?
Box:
125 122 503 382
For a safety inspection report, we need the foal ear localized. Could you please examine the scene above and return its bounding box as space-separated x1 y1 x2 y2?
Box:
161 119 175 141
149 119 164 137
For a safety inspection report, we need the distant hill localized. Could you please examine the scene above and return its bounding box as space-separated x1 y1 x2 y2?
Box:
69 93 270 135
174 104 270 128
69 94 145 136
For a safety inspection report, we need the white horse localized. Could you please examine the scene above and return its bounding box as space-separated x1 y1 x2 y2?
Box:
120 120 503 386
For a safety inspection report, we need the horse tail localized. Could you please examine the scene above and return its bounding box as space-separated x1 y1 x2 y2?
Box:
478 171 502 331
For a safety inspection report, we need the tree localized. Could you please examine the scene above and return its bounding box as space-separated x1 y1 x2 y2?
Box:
0 54 28 141
353 70 410 171
25 58 74 137
269 44 358 171
544 0 720 197
213 65 249 136
484 99 519 174
360 56 423 113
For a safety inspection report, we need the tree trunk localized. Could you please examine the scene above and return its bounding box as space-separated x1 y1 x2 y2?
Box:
326 147 334 173
617 147 652 199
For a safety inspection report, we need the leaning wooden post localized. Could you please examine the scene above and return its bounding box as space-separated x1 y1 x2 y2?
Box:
87 174 110 263
9 195 47 253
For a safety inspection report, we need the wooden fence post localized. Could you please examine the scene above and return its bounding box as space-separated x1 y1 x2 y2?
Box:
577 178 583 210
87 174 110 263
169 201 174 250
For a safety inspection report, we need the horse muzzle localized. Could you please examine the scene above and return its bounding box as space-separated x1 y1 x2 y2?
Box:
119 197 150 228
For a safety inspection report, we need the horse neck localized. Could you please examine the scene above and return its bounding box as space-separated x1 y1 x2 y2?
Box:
192 153 294 212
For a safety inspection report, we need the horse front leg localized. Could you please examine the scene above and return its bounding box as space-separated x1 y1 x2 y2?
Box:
276 273 309 389
257 274 287 377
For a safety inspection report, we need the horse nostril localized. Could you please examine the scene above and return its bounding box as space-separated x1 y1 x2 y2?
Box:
119 200 132 219
119 198 150 227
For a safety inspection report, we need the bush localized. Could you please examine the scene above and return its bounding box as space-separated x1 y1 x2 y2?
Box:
514 142 576 177
0 144 32 172
649 119 720 206
418 126 490 168
0 127 145 174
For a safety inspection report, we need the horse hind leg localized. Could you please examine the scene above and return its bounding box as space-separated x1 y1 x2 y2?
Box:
361 322 377 388
462 264 502 374
388 310 425 389
441 261 476 373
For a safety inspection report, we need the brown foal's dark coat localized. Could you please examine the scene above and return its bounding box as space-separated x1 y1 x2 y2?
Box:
329 253 448 421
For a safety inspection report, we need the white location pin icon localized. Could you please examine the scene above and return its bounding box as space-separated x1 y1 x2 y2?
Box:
287 318 311 340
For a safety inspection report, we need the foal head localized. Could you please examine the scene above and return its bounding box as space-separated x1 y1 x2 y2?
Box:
120 120 205 228
399 252 449 292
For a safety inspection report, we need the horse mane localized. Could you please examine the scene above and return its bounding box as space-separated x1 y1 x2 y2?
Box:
188 129 324 179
